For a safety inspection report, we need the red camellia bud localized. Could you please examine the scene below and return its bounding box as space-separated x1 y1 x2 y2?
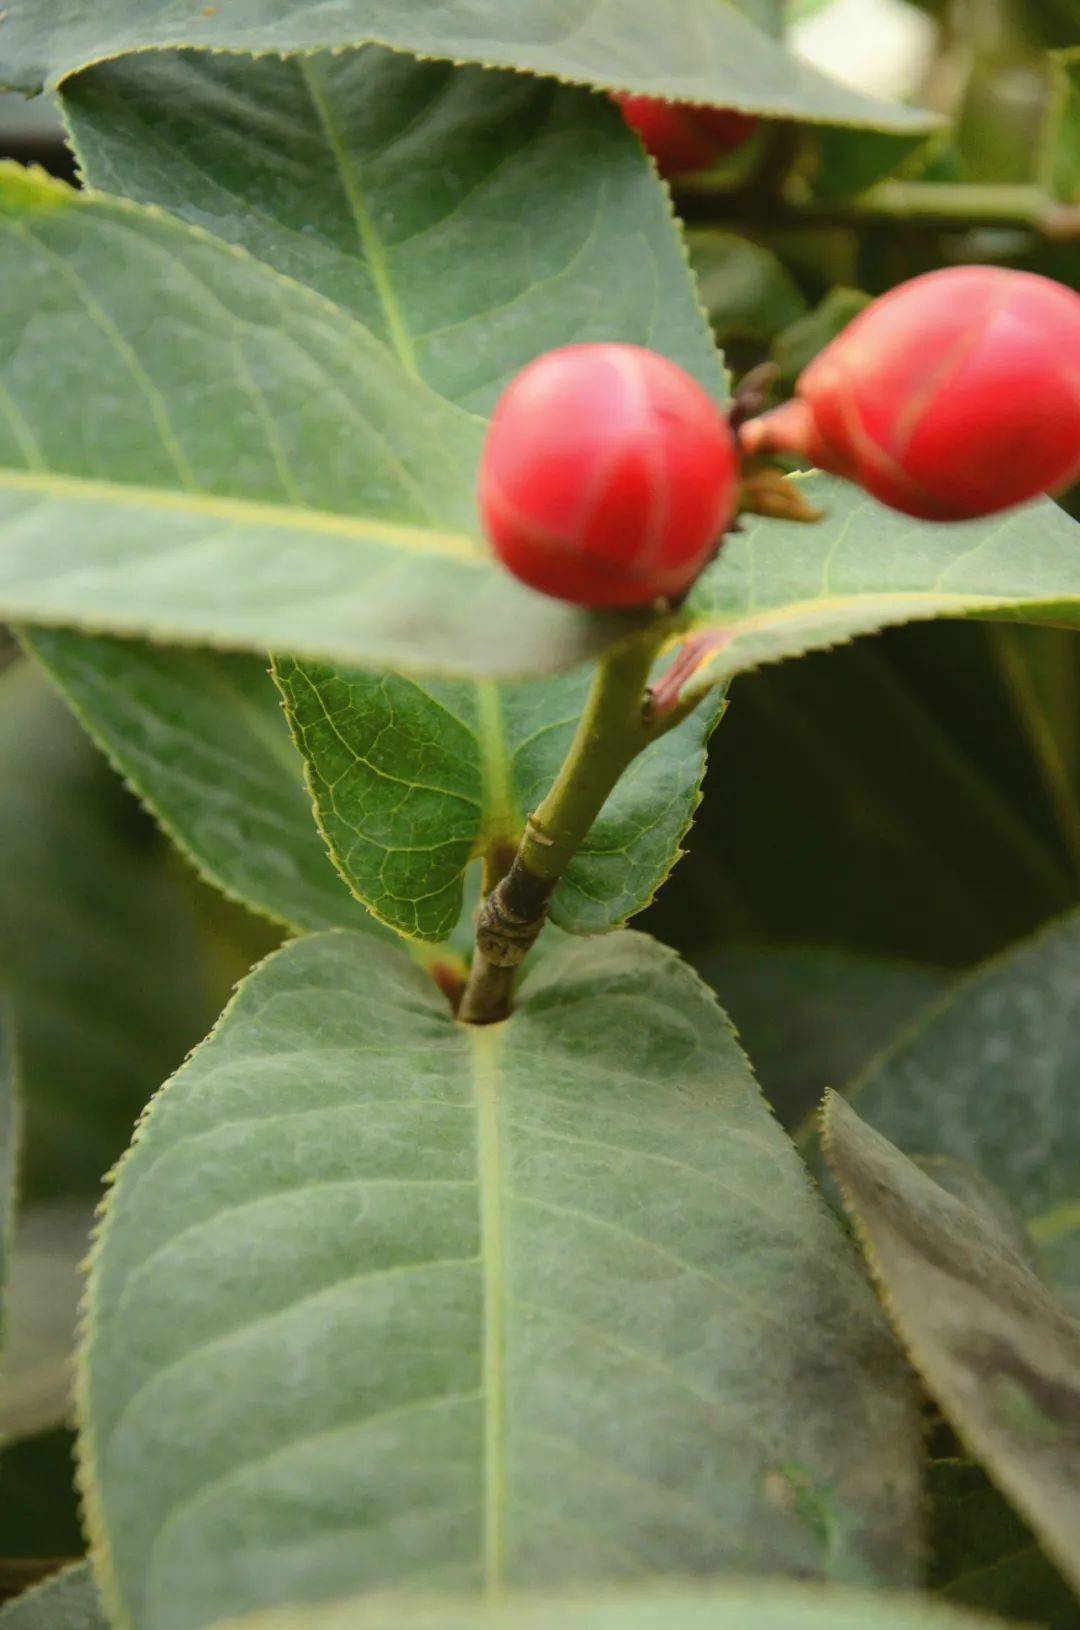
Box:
615 94 759 178
480 344 738 609
740 266 1080 521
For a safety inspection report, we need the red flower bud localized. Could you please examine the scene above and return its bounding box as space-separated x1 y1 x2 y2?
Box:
480 344 738 609
615 94 758 178
740 266 1080 521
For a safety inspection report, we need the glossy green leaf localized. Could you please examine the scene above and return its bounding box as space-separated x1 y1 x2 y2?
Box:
698 946 952 1129
928 1458 1080 1629
80 931 921 1630
824 1092 1080 1598
62 50 723 417
61 47 727 937
216 1583 1014 1630
0 163 618 681
845 909 1080 1307
0 661 210 1198
0 1564 104 1630
21 630 373 935
0 0 939 131
274 659 723 941
683 477 1080 688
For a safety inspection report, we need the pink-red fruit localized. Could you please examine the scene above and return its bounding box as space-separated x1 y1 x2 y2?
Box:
480 344 739 609
740 266 1080 521
615 94 758 178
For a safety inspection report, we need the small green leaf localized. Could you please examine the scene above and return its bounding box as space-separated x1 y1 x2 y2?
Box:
0 662 210 1199
21 630 376 935
844 908 1080 1306
0 0 940 131
80 931 921 1630
823 1091 1080 1598
0 1564 104 1630
274 660 723 941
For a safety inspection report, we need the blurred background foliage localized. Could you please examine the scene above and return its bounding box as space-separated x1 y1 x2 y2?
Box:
0 0 1077 1584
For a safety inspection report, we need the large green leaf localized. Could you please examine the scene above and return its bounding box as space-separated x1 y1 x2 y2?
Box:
0 163 615 680
0 661 210 1198
80 931 921 1630
0 0 939 131
824 1093 1080 1598
21 630 371 935
55 47 726 938
215 1584 1014 1630
845 909 1080 1306
61 50 724 418
0 1564 104 1630
275 659 722 941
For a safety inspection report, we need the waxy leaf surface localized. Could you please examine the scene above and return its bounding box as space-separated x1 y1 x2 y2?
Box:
824 1093 1080 1597
80 932 920 1630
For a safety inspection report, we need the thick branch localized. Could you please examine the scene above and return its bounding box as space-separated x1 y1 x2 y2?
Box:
459 627 671 1025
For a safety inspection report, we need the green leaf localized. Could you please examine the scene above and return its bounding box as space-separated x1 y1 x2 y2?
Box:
59 47 727 935
213 1582 1017 1630
684 476 1080 688
698 946 952 1129
0 163 616 681
823 1091 1080 1599
686 232 807 347
274 660 723 941
0 0 940 131
928 1458 1080 1629
20 630 375 935
61 50 723 418
843 909 1080 1307
771 289 872 387
0 661 211 1199
0 1564 104 1630
80 931 921 1630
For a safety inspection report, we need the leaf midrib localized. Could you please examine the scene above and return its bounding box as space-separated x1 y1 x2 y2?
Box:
471 1021 508 1598
0 468 481 560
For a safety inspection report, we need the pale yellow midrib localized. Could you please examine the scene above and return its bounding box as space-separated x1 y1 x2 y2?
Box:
0 466 480 560
471 1023 508 1598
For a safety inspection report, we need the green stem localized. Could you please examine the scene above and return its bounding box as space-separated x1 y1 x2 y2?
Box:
458 626 673 1025
678 180 1080 240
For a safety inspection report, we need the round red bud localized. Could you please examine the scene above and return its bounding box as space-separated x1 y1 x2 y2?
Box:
615 94 759 178
739 266 1080 521
480 344 739 609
